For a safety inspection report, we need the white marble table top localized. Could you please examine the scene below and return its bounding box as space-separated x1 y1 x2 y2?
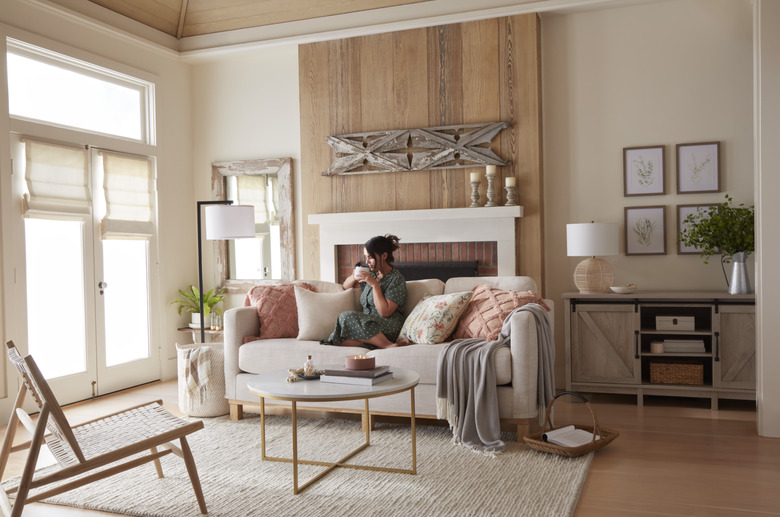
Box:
246 366 420 402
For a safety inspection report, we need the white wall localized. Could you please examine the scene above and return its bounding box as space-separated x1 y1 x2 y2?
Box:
541 0 754 385
754 0 780 437
0 0 194 382
188 46 302 308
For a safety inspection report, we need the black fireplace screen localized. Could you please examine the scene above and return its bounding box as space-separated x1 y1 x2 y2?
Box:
394 261 479 282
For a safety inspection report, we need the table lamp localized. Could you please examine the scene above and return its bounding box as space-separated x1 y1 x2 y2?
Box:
197 201 255 343
566 222 619 293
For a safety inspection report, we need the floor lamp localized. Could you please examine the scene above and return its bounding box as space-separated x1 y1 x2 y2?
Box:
197 200 255 343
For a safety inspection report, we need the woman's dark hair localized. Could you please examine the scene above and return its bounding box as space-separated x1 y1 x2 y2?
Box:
365 234 401 265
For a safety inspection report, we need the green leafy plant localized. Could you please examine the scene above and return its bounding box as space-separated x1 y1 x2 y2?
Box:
170 285 226 317
678 195 755 264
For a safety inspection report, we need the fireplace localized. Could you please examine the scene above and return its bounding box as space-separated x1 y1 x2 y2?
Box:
309 206 522 282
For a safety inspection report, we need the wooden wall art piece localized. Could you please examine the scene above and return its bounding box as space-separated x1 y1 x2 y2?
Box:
322 121 509 176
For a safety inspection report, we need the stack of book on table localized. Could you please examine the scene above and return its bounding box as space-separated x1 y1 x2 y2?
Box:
320 365 393 385
663 339 706 353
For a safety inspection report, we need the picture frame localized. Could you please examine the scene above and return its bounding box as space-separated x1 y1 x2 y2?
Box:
677 141 720 193
623 145 665 196
625 205 666 255
677 204 717 255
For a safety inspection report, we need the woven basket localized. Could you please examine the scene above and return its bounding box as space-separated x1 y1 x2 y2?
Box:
649 360 703 385
523 391 619 457
176 343 230 417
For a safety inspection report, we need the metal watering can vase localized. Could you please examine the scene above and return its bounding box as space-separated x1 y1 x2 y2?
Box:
728 251 752 295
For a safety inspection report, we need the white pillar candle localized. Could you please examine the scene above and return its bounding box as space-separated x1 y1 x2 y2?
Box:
470 172 480 182
486 165 497 177
505 177 516 187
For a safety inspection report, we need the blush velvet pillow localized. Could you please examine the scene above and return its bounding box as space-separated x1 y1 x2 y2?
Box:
244 283 315 339
399 291 473 344
451 285 550 341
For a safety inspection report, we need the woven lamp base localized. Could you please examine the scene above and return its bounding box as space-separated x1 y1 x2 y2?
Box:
573 257 614 293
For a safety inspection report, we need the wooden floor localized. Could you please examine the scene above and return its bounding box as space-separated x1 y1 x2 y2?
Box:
1 382 779 516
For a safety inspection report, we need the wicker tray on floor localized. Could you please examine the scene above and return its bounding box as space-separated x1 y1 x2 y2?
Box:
523 391 619 457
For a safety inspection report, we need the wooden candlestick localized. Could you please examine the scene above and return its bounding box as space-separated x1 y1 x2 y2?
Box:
469 181 480 207
505 185 518 206
485 175 497 207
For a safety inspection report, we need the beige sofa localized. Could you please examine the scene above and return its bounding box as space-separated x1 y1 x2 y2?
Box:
223 276 553 437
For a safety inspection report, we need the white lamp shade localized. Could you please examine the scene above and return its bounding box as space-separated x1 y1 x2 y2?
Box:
567 222 619 257
205 204 255 240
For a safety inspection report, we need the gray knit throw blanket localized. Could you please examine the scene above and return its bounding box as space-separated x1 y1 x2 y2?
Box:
436 303 555 454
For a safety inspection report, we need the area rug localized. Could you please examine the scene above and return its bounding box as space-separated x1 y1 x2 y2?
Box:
16 414 592 516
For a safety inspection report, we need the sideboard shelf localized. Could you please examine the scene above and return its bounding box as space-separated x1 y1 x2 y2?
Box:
563 291 756 409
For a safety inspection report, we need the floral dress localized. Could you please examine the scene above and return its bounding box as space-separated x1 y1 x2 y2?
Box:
321 269 407 349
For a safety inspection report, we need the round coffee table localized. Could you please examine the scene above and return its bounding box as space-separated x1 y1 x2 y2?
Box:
247 367 420 494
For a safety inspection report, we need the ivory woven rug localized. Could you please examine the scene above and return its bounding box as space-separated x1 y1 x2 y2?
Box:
21 414 592 516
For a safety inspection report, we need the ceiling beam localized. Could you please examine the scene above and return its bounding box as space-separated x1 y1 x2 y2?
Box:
176 0 189 40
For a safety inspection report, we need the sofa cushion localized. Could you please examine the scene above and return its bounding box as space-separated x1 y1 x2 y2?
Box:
245 283 315 339
295 286 357 341
444 276 537 294
399 291 473 344
402 279 445 317
451 285 548 341
238 339 366 375
366 344 511 385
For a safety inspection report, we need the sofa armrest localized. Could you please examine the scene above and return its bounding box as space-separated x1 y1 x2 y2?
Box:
508 299 554 419
223 306 260 400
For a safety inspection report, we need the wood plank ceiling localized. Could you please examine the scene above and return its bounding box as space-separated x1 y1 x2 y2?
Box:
85 0 431 39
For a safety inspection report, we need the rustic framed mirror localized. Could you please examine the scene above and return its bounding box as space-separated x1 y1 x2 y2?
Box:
211 157 294 293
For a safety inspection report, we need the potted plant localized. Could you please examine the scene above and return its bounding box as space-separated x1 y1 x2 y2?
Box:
678 195 755 294
170 285 226 327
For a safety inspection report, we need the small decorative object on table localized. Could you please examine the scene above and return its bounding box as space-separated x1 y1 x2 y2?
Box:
345 354 375 370
609 284 637 294
469 172 481 207
504 176 517 206
485 165 497 207
523 391 619 457
303 355 315 377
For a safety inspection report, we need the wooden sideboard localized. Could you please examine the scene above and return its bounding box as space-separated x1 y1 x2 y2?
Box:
563 291 755 409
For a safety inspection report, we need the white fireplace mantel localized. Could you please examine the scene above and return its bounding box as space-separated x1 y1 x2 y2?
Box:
309 206 523 281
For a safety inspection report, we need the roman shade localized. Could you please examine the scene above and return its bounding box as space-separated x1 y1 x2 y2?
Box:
22 139 89 213
100 150 154 237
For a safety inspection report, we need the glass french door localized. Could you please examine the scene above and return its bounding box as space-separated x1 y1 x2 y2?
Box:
16 138 159 406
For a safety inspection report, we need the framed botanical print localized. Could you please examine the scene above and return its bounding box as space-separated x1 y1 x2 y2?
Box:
625 205 666 255
677 203 717 255
677 141 720 193
624 145 665 196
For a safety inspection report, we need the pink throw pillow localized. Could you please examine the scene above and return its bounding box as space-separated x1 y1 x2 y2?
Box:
451 285 550 341
245 283 315 339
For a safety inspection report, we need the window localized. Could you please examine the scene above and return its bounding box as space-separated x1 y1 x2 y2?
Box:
6 39 154 143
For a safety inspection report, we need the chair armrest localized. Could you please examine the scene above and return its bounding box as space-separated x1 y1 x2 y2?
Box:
508 299 554 419
223 307 260 400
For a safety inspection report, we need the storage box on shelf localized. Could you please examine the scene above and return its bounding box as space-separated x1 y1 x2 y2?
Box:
563 291 755 409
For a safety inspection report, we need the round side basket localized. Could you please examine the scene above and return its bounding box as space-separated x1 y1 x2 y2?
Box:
176 342 229 417
523 391 619 457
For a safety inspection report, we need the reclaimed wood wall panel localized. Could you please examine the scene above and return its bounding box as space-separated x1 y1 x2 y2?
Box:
299 14 543 291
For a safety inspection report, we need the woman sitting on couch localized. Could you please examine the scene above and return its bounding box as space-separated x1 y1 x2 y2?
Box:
320 234 410 349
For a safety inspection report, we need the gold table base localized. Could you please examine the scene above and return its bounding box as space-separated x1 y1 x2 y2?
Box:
259 387 417 494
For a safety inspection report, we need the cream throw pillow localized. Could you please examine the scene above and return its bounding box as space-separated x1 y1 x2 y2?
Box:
295 286 357 341
399 291 474 344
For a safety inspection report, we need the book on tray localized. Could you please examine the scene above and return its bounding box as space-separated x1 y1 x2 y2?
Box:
320 371 393 385
321 365 390 378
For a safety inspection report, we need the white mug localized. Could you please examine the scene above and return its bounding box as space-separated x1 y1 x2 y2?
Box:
354 266 370 278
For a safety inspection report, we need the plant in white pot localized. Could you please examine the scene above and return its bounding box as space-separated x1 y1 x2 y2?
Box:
678 195 755 294
170 285 226 328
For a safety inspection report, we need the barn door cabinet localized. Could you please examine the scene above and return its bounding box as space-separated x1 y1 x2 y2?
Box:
563 291 755 409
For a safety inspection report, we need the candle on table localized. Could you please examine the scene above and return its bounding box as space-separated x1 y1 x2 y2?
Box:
486 165 497 177
470 172 480 183
505 177 516 187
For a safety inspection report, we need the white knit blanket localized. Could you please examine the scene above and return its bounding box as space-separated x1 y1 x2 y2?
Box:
436 303 555 454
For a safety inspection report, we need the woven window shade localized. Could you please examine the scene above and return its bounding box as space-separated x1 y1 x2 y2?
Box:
236 174 268 228
23 139 89 213
101 151 154 237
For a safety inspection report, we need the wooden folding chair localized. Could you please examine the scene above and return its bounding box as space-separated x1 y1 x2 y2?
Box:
0 341 207 516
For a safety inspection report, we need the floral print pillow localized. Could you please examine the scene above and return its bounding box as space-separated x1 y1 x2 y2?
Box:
399 291 473 344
